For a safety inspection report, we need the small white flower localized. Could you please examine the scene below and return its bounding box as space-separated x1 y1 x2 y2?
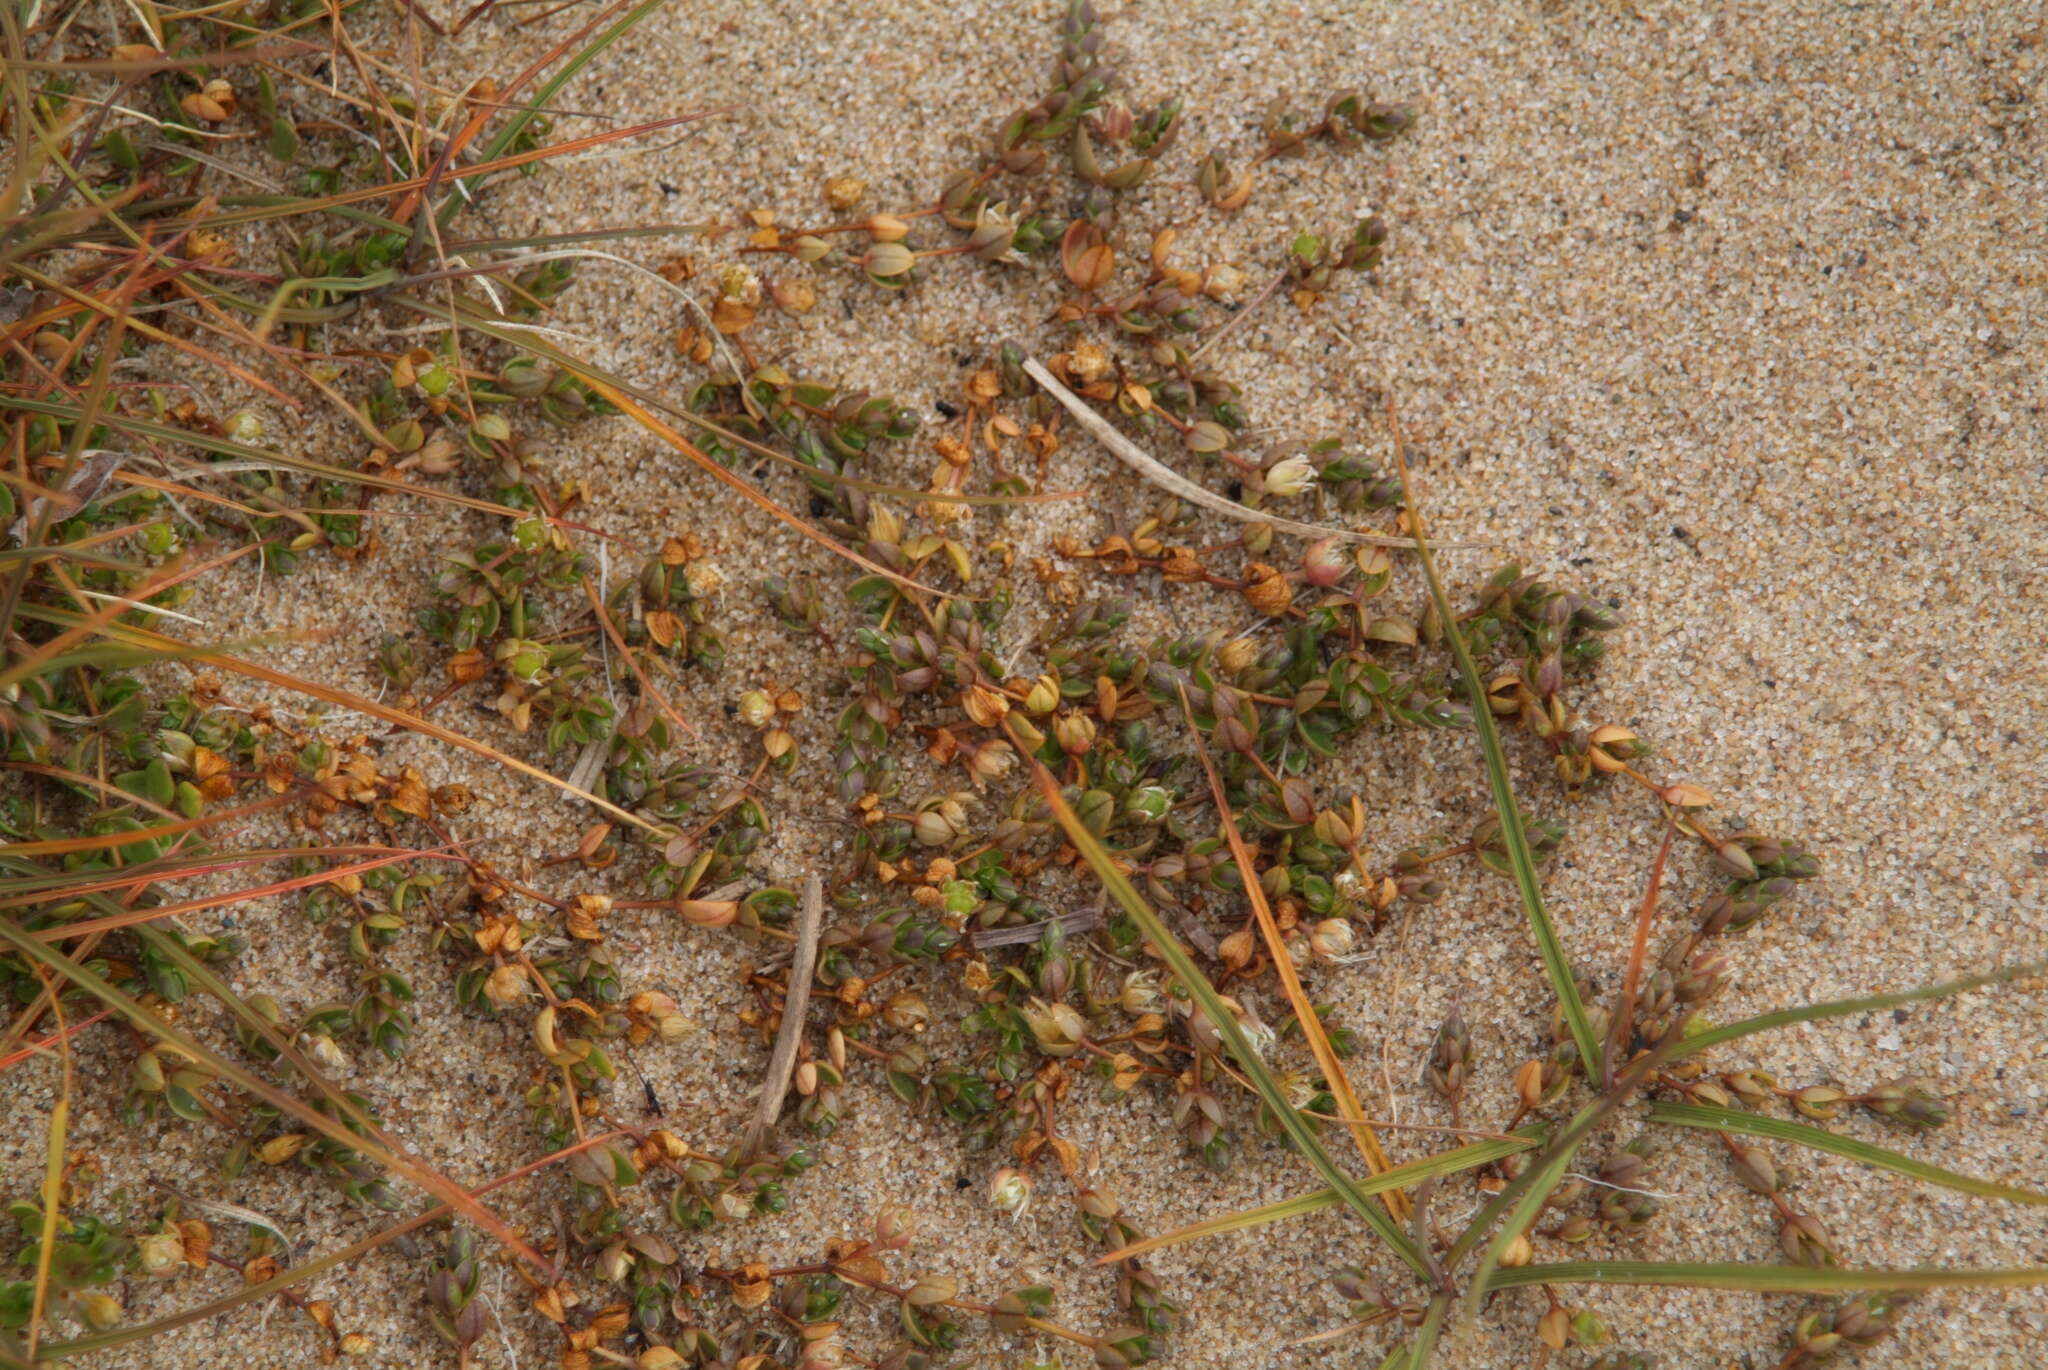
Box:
1263 454 1318 497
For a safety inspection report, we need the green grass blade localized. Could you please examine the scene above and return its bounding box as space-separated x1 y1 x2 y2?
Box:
1025 755 1435 1281
1646 1101 2048 1204
1401 1292 1451 1369
1103 1130 1543 1263
1487 1262 2048 1294
1452 1101 1604 1323
1388 422 1603 1082
1669 961 2045 1061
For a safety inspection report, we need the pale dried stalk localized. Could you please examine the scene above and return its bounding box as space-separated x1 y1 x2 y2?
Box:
739 874 823 1157
1023 357 1475 549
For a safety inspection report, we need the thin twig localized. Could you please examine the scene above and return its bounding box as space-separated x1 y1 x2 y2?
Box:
1024 357 1478 549
1189 268 1288 363
968 907 1101 949
739 874 822 1157
1606 825 1675 1088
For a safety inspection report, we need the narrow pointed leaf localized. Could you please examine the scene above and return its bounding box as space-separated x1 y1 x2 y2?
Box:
1669 961 2045 1061
1387 414 1603 1081
1100 1130 1541 1263
1647 1101 2048 1204
1487 1261 2048 1294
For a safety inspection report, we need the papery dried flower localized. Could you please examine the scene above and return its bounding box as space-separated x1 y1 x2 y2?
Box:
1021 997 1086 1056
1120 971 1165 1015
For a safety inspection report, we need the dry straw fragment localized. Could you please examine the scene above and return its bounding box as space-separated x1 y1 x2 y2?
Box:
1022 358 1480 550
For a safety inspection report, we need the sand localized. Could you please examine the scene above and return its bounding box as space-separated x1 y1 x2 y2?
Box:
4 1 2045 1366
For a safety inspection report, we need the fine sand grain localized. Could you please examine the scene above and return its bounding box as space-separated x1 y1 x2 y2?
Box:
4 2 2045 1367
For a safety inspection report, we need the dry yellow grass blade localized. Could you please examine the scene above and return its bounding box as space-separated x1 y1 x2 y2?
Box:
1175 686 1409 1221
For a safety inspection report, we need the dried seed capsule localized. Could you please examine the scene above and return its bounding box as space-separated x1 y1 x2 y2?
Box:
1862 1077 1948 1128
1729 1144 1778 1195
1426 1008 1469 1102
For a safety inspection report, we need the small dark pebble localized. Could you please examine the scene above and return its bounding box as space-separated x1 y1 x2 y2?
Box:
935 399 961 418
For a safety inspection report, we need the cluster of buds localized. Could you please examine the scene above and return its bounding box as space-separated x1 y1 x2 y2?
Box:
424 1229 487 1355
1260 90 1413 160
1330 1267 1427 1329
1196 90 1411 211
1692 834 1821 935
1472 564 1622 707
985 1 1180 197
1425 1006 1470 1119
1283 218 1391 302
1788 1292 1909 1362
1695 1069 1949 1133
1593 1137 1662 1229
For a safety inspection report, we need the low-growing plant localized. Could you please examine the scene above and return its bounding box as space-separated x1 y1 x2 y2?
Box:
1 2 2039 1368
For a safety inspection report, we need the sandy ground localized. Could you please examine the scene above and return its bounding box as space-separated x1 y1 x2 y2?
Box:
5 1 2046 1366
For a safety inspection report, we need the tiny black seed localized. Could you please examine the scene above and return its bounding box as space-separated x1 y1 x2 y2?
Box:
954 1175 971 1190
658 181 678 196
1672 525 1691 541
935 399 961 418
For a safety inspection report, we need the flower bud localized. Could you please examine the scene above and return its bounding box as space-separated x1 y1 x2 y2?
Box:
677 898 738 927
864 241 916 279
1791 1084 1848 1121
1729 1144 1778 1195
882 992 930 1034
1053 710 1098 756
1300 537 1350 588
1022 674 1062 715
962 683 1010 727
1427 1007 1470 1099
1123 785 1172 822
736 689 775 729
1863 1077 1947 1128
966 739 1017 783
